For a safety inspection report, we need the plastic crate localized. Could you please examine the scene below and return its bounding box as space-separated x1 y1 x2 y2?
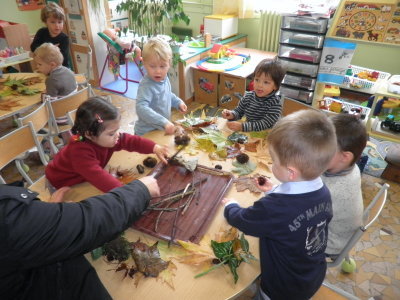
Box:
319 97 371 122
342 65 391 93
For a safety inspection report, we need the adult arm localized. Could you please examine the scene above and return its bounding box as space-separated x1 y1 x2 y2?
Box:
2 181 151 269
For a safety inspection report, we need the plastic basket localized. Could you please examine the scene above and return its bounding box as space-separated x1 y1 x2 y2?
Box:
319 97 371 122
342 65 391 93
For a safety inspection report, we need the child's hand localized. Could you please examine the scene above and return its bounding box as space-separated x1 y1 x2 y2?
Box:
222 109 234 120
164 122 175 135
153 144 169 164
138 176 160 197
255 177 274 192
221 197 235 206
179 103 187 113
226 121 242 132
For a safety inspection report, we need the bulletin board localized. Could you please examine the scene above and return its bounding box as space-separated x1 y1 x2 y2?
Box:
328 0 400 45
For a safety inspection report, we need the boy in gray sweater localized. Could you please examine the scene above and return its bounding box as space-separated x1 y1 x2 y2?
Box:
322 114 368 256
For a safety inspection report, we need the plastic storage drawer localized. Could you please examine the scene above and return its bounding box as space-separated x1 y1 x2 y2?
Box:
282 16 328 33
280 30 324 48
279 58 319 77
279 44 321 63
279 85 314 103
282 74 316 90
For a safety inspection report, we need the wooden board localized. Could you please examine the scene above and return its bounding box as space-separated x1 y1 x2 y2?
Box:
132 163 233 244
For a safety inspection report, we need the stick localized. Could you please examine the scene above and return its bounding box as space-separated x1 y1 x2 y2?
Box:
169 183 191 247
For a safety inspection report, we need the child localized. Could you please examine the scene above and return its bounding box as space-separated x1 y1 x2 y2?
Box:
221 58 285 132
34 43 77 98
45 96 169 193
222 110 337 300
322 114 368 256
31 2 70 68
134 36 187 136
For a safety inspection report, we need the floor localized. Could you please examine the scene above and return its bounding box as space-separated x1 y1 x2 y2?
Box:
1 91 399 300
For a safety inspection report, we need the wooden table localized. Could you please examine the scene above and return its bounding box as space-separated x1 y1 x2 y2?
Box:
32 119 278 300
0 72 45 120
192 48 276 109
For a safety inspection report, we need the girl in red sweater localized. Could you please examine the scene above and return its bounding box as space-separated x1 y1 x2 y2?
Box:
45 96 169 194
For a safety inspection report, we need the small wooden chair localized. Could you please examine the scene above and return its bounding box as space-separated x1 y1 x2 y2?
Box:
0 122 47 186
17 100 58 156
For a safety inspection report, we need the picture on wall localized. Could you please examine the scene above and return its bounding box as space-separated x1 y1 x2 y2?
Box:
16 0 45 11
330 1 400 45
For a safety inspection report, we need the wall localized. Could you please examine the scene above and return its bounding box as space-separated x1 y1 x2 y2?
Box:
0 2 42 35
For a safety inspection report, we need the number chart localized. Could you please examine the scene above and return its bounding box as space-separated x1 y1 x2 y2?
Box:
329 0 400 45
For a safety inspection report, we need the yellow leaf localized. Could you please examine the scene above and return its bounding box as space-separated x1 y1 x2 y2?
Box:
158 261 177 290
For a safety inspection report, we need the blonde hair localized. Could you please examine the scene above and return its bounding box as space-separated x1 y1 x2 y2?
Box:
41 2 65 22
268 110 337 180
34 43 63 66
142 37 172 63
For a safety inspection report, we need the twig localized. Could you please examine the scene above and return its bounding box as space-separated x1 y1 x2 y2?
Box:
169 183 191 247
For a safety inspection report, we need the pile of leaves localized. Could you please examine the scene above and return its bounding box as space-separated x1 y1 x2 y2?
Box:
174 227 257 283
102 235 176 289
176 111 217 131
2 76 41 96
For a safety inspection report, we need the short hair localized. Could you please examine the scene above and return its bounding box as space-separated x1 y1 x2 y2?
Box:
41 1 65 22
72 97 120 139
268 110 337 180
330 114 368 166
142 37 172 63
34 43 63 66
253 58 286 89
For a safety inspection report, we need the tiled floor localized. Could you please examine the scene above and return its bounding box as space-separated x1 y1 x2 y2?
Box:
1 92 399 300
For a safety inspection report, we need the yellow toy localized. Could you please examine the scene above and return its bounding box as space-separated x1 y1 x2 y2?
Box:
329 101 342 113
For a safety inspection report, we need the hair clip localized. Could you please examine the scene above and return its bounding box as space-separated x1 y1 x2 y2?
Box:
95 114 103 123
71 134 83 142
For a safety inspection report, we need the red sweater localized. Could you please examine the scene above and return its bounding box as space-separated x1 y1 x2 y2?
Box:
45 133 156 192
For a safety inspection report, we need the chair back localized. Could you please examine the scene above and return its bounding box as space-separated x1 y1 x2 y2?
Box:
67 109 77 125
47 86 90 134
17 101 49 133
281 97 316 116
327 183 389 268
0 122 47 185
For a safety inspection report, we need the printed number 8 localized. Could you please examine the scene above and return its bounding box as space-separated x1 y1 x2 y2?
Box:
324 55 334 64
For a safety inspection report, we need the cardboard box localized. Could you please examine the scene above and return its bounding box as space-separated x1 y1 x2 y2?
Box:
204 15 238 40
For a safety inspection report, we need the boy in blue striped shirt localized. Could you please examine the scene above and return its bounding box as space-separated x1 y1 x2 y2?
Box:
222 58 285 132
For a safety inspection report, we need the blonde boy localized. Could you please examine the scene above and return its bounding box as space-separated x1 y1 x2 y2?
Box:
223 110 337 300
34 43 77 98
134 37 187 136
31 2 70 68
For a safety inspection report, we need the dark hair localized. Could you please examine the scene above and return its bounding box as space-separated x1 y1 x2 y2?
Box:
253 58 286 89
71 96 120 139
41 2 65 22
330 114 368 166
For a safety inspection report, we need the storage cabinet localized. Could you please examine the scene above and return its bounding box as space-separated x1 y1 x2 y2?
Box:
278 16 328 104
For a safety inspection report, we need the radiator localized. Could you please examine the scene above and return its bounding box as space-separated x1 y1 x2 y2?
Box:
257 11 282 53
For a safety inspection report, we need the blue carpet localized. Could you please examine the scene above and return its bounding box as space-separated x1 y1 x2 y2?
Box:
100 61 143 99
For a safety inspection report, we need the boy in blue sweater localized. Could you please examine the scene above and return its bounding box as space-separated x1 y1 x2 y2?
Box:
134 37 187 136
223 110 337 300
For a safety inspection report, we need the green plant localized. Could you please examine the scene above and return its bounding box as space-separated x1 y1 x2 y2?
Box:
116 0 190 37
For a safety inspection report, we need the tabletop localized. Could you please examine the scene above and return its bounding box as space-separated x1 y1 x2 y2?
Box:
0 72 45 120
32 119 277 300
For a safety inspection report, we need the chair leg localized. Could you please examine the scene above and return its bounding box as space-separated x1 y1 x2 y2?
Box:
99 52 129 95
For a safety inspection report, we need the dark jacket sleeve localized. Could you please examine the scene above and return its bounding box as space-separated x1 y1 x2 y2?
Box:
1 181 151 270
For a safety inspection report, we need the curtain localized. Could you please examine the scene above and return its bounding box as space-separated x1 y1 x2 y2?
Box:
213 0 256 19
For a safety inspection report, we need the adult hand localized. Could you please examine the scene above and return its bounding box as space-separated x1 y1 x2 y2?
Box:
179 102 187 113
139 176 160 197
164 122 175 135
153 144 169 164
226 121 242 132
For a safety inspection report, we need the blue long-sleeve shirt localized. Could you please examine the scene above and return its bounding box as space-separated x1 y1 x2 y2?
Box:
134 75 183 136
224 178 332 300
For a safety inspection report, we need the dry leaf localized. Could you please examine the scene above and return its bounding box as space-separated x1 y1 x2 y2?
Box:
235 175 263 194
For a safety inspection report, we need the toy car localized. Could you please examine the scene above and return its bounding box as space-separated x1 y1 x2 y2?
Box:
381 115 400 133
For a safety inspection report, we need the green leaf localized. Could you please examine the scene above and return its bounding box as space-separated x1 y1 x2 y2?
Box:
211 240 234 260
232 160 257 176
239 233 249 253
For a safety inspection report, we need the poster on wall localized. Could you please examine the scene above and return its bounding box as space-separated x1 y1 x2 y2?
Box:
63 0 81 14
67 14 89 46
317 38 357 84
16 0 45 11
330 1 400 45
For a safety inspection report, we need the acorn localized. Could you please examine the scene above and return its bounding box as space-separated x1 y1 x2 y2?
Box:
136 164 145 174
236 153 249 164
143 157 157 168
175 134 191 146
257 176 266 186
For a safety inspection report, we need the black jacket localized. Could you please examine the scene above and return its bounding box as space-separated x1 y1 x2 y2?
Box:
0 181 151 299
